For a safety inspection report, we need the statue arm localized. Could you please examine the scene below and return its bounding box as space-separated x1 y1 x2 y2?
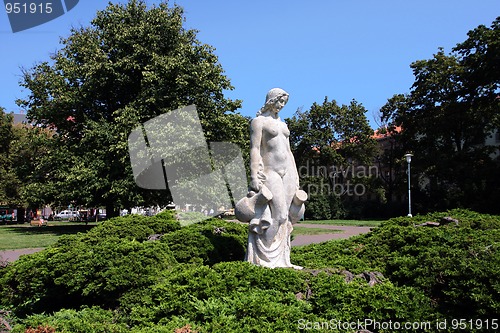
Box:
249 118 263 191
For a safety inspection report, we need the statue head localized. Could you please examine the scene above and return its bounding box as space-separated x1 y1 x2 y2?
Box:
257 88 289 116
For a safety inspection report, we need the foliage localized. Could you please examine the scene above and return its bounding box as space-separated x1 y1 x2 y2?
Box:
160 219 247 265
287 98 377 167
2 209 499 332
286 98 381 219
175 211 208 226
291 236 376 273
17 0 247 217
0 107 53 208
0 214 179 316
11 124 55 208
380 17 500 214
304 193 346 220
11 307 128 333
380 208 500 229
0 109 14 168
342 200 406 220
82 211 180 242
295 208 500 321
309 273 435 326
8 260 436 332
0 109 22 206
132 262 311 327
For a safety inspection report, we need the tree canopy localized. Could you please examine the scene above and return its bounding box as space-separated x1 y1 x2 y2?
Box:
0 108 20 206
17 0 247 216
380 17 500 213
287 98 376 168
286 98 379 219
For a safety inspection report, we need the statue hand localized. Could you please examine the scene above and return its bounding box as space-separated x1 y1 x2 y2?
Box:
250 179 262 192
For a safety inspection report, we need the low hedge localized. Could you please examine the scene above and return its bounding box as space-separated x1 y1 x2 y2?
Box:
292 208 500 320
1 208 498 332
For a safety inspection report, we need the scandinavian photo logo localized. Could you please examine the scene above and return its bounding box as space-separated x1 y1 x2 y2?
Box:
298 159 380 197
4 0 79 32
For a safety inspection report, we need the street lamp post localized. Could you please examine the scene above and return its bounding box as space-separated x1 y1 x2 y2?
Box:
404 153 413 217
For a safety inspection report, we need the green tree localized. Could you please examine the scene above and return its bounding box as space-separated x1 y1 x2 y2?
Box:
17 0 246 217
12 125 56 209
0 107 58 209
381 17 500 213
454 17 500 115
287 98 376 167
286 98 378 219
0 108 21 206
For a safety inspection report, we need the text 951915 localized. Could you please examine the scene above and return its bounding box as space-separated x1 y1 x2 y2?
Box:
5 2 53 14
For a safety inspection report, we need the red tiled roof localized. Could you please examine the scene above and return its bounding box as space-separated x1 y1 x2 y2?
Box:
372 126 402 140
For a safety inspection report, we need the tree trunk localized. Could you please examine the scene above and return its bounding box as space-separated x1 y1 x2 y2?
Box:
106 202 119 219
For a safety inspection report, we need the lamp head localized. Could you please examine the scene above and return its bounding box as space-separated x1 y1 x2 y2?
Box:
404 153 413 163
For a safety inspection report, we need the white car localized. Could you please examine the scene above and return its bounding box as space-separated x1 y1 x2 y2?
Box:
54 210 80 220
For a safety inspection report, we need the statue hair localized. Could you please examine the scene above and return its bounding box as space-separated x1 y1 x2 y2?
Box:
256 88 289 116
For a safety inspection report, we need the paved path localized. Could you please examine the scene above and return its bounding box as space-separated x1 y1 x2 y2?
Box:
0 248 44 263
0 225 373 263
291 224 373 246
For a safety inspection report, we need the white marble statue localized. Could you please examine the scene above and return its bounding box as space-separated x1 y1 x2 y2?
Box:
235 88 307 269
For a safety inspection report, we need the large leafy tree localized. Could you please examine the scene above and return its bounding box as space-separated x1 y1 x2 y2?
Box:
286 98 378 219
18 0 246 217
455 17 500 109
287 98 376 167
381 17 500 213
0 108 21 206
0 107 54 208
13 125 56 209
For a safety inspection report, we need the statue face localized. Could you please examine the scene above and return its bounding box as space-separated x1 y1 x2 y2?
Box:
273 95 288 112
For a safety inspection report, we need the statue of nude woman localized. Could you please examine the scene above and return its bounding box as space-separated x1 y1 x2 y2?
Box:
235 88 307 269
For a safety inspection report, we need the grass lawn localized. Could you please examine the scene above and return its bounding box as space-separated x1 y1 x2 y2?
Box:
0 218 378 251
299 219 382 227
0 221 97 250
292 226 342 236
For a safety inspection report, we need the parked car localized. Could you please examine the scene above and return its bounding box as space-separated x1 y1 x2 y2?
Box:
54 210 80 221
83 213 107 222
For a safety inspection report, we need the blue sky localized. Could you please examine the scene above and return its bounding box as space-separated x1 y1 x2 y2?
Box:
1 0 499 128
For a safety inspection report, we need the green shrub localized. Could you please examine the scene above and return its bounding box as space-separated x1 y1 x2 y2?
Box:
115 261 309 328
1 238 177 316
0 214 180 316
184 289 316 332
176 211 208 226
373 227 500 319
0 216 246 319
82 212 180 243
11 261 438 333
291 236 378 273
160 219 247 265
380 208 500 230
3 208 499 332
294 209 500 321
11 307 128 333
117 261 438 332
308 273 435 331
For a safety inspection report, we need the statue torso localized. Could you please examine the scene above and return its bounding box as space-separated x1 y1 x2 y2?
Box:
258 116 291 175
